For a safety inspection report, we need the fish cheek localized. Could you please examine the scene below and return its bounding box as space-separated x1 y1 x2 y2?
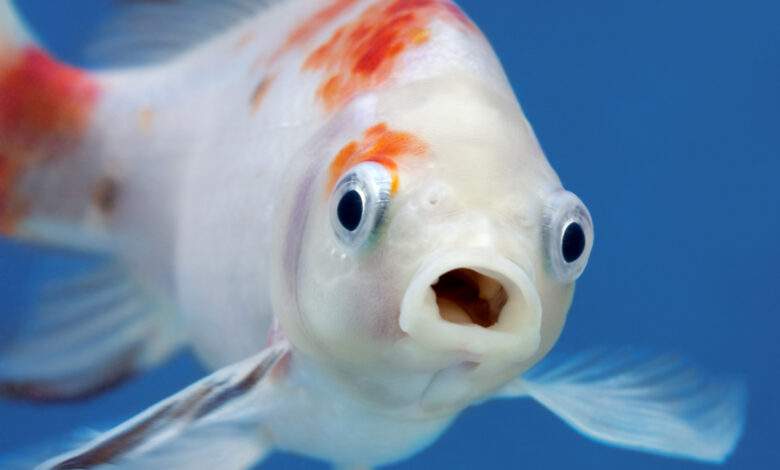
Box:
533 272 575 363
294 216 404 363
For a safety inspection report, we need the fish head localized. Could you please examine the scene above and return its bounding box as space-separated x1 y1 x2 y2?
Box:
272 70 592 416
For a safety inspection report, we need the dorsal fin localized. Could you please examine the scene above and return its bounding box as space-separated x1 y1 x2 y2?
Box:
86 0 281 67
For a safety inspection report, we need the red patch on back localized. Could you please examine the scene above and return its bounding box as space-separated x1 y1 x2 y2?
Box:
0 47 99 232
304 0 474 111
327 122 427 194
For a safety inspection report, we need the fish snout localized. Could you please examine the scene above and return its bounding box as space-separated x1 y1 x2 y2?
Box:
399 251 542 362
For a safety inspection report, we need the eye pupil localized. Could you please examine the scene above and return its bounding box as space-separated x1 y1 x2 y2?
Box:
562 222 586 263
337 189 364 232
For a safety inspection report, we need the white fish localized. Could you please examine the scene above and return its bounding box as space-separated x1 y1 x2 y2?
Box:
0 1 746 468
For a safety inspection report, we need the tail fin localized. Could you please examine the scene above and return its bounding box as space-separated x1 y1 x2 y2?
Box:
0 3 183 401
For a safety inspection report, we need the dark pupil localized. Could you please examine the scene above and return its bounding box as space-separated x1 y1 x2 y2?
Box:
337 189 364 232
561 222 586 263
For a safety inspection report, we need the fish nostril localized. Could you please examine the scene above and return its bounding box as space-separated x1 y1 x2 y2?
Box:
431 269 508 328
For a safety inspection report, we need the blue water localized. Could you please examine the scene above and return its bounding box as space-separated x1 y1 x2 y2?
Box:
1 1 778 468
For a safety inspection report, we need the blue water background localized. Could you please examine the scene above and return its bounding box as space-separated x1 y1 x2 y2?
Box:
1 1 778 468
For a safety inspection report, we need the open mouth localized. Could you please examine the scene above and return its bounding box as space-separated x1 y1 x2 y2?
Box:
432 269 509 328
399 250 542 360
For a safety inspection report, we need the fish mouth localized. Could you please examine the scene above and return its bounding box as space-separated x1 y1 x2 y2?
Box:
400 251 542 362
432 268 508 328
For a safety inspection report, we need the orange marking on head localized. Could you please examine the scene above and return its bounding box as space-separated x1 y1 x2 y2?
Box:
327 123 427 195
410 27 431 44
304 0 475 111
250 75 275 113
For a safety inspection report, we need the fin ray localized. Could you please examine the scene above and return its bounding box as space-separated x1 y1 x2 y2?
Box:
31 281 138 336
1 301 147 376
88 0 280 67
38 344 289 469
519 349 747 463
0 247 183 401
0 0 36 46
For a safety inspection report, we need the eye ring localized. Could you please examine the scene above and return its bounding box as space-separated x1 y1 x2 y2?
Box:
543 190 594 282
330 162 393 248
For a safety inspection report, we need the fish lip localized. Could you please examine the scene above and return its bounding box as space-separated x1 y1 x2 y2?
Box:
399 249 542 363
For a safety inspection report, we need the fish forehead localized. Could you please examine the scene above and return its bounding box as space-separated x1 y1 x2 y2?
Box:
376 75 560 199
249 0 555 193
245 0 511 123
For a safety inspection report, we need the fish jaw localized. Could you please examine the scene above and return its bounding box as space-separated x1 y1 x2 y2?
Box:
394 250 557 413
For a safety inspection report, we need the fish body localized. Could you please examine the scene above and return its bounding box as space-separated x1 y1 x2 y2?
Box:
0 1 746 468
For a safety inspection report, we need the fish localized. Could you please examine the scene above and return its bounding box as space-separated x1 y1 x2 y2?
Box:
0 0 746 468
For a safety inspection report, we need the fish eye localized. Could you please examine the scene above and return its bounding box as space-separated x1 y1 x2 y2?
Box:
337 189 364 232
330 162 392 247
561 222 586 263
543 190 594 282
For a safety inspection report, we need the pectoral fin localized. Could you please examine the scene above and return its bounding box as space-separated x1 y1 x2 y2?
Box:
38 343 290 470
502 349 747 463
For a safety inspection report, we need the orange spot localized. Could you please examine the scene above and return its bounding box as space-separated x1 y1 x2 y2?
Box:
273 0 361 60
327 123 427 195
0 47 99 233
411 27 431 44
250 75 275 113
234 30 256 51
139 107 155 133
304 0 474 111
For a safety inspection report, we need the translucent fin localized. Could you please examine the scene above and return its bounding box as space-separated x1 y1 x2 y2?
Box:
0 426 105 470
518 349 747 463
16 218 113 253
0 249 182 401
88 0 279 67
0 0 36 46
37 344 289 469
